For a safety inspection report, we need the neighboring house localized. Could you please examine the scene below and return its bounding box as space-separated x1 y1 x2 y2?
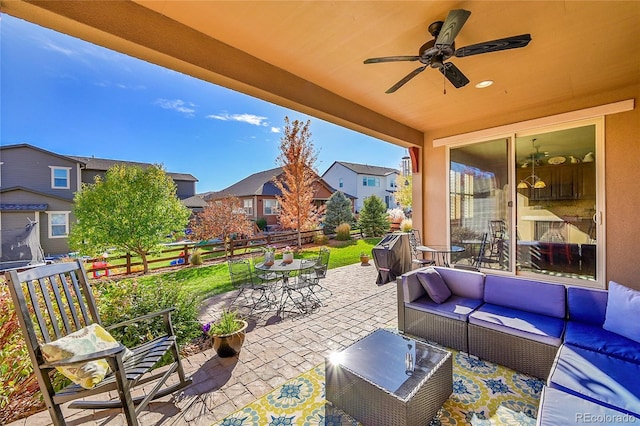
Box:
0 144 199 257
322 161 400 212
201 167 354 228
68 156 198 200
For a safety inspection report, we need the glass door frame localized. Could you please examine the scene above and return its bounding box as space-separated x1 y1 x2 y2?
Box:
445 117 606 288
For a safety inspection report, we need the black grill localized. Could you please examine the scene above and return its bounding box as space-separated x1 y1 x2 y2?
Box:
372 233 412 284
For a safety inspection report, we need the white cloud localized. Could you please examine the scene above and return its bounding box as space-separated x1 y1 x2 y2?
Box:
206 113 268 126
155 99 196 116
270 127 281 133
43 41 75 57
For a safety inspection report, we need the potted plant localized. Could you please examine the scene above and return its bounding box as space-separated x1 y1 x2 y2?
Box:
203 309 248 358
387 207 406 231
282 246 294 264
360 251 371 266
263 245 276 266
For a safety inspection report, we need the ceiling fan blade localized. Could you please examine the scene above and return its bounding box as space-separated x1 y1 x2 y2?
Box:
454 34 532 57
386 66 427 94
440 62 470 88
364 56 420 64
435 9 471 49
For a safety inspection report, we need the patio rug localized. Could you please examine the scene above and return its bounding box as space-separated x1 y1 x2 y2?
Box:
213 350 543 425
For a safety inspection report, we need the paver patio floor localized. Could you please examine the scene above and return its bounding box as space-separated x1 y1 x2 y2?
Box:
9 262 397 425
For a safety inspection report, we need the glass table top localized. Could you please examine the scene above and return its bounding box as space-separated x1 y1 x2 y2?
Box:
330 329 451 401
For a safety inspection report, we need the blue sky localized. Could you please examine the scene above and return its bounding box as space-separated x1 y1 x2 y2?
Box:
1 14 406 192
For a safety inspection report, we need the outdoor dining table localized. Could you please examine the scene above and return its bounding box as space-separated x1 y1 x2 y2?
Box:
416 245 465 267
254 258 317 313
255 258 316 278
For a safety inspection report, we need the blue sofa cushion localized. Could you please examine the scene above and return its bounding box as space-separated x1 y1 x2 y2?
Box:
565 321 640 364
567 286 608 326
603 281 640 344
433 266 485 299
549 344 640 418
537 386 638 425
468 303 565 346
416 268 451 304
406 295 483 322
483 275 566 318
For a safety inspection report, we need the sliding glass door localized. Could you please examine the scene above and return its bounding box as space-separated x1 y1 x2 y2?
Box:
515 125 597 282
449 138 511 271
449 121 600 284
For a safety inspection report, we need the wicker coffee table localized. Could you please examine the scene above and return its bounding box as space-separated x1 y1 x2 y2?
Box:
325 329 452 426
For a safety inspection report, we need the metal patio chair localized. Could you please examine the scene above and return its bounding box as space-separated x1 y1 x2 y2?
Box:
228 259 273 314
4 259 191 426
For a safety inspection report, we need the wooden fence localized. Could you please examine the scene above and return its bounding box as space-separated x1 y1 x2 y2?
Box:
85 228 363 278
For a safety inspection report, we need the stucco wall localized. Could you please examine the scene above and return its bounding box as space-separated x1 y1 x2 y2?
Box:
419 86 639 290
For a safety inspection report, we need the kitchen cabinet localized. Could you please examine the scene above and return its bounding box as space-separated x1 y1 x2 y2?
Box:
517 162 595 201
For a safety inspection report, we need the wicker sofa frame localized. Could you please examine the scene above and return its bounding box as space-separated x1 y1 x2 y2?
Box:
467 323 560 379
402 306 468 353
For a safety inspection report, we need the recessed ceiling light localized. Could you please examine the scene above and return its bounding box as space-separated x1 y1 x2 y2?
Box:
475 80 494 88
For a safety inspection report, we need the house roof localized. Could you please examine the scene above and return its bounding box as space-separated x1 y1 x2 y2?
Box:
180 195 208 209
68 156 198 182
201 167 356 200
326 161 400 177
0 186 76 204
1 143 86 165
202 167 283 199
0 203 48 211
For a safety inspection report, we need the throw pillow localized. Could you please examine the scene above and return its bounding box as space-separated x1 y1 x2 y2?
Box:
603 281 640 343
41 323 133 389
416 267 452 304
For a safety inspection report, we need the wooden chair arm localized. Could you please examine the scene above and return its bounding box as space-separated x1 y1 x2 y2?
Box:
40 344 128 368
105 307 175 330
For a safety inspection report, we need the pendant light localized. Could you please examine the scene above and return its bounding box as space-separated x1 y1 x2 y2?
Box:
517 139 547 189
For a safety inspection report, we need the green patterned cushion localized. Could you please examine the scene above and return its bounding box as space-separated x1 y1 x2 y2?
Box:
41 323 133 389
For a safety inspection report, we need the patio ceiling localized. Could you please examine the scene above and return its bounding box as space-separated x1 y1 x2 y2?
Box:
3 1 639 148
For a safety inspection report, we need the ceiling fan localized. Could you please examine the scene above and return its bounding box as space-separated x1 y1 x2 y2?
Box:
363 9 531 93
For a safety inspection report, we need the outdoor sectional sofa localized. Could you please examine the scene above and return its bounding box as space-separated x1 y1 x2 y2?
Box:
397 267 640 424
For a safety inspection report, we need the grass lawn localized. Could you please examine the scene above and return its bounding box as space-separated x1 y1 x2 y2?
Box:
134 237 381 302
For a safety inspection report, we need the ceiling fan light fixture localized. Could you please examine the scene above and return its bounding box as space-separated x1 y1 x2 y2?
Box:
517 181 529 189
533 180 547 189
475 80 494 88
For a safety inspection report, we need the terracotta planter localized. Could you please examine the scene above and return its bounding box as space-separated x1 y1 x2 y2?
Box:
282 252 294 264
360 255 370 266
211 320 248 358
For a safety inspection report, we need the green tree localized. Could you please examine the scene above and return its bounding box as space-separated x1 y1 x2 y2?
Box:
274 117 324 248
358 195 390 237
396 174 412 210
323 191 354 234
69 164 191 274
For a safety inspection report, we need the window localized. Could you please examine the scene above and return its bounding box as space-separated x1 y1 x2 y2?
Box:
50 166 71 189
362 176 380 187
339 178 343 188
243 199 253 215
48 211 70 238
263 199 279 215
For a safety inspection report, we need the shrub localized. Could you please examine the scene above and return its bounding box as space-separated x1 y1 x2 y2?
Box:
94 277 201 350
0 287 42 424
400 218 413 232
256 217 267 231
335 223 352 241
313 231 328 245
190 248 203 266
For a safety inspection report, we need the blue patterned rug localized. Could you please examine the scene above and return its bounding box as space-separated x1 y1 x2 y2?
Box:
214 351 543 425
